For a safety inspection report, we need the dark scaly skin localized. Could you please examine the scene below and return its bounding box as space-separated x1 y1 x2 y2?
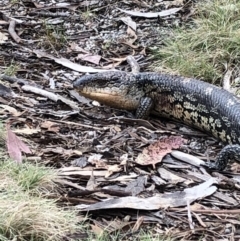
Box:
73 71 240 171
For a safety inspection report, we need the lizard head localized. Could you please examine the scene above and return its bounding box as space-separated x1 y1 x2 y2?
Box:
73 71 144 110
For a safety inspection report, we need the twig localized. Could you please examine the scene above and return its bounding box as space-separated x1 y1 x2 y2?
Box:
187 200 195 230
29 11 72 17
223 69 232 91
171 208 240 215
21 85 79 110
192 212 206 227
127 55 140 73
8 20 22 43
1 74 80 111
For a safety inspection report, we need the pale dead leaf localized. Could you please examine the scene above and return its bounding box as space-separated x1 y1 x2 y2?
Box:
120 39 139 49
59 167 107 177
139 47 146 55
7 130 22 163
55 178 85 190
0 32 8 44
40 120 60 132
33 50 114 73
86 170 98 190
164 0 184 7
112 125 121 132
0 104 21 116
31 1 44 8
14 127 41 135
72 150 83 155
121 16 137 31
80 0 100 7
77 54 101 65
102 56 127 69
118 7 182 18
171 150 205 167
91 224 104 236
190 203 210 211
88 154 103 165
93 161 108 169
132 216 144 232
21 84 79 111
68 43 89 53
6 125 31 163
109 57 127 62
119 153 128 165
78 178 218 211
105 164 122 178
127 26 138 44
158 167 186 184
0 20 8 25
102 61 124 69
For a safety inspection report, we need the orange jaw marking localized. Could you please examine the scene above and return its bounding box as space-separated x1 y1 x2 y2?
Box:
80 91 138 110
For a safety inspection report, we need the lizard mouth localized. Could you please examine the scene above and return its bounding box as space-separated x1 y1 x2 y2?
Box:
83 92 124 107
80 90 138 110
82 91 120 100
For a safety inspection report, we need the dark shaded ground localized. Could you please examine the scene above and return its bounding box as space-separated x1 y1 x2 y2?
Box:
1 0 240 240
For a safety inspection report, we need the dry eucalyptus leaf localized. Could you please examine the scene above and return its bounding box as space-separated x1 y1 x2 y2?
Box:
121 16 137 31
0 32 8 44
78 178 218 211
6 125 31 163
118 7 182 18
77 54 101 65
33 50 114 73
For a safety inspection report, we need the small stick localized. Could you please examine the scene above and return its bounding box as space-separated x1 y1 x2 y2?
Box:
8 20 22 43
127 55 140 73
223 69 232 91
22 85 79 110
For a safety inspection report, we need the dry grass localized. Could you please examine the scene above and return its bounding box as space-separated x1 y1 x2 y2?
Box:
152 0 240 83
0 161 82 241
40 22 67 51
0 122 83 241
3 61 19 76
